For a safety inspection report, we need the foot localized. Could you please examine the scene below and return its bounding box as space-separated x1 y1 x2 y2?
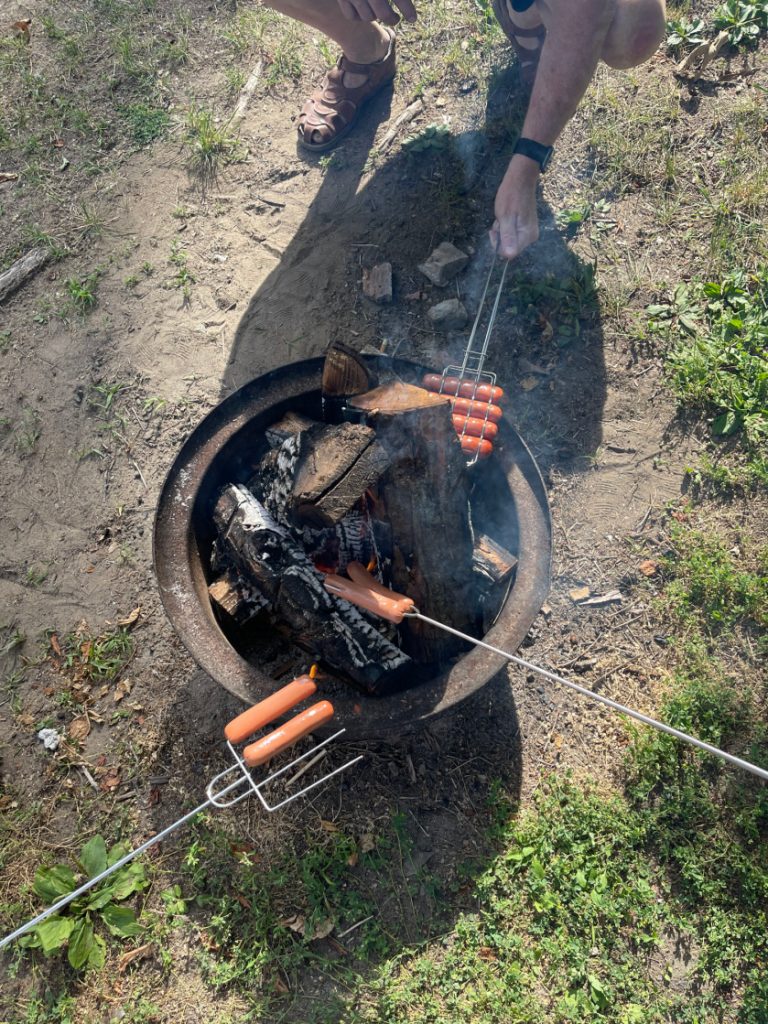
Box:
492 0 546 88
297 28 397 153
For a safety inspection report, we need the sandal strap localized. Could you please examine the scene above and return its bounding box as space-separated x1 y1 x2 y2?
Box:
298 29 396 149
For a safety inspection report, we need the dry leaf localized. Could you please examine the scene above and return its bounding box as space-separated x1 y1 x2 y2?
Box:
0 795 19 811
67 715 91 743
97 684 109 698
569 586 591 603
639 559 657 576
148 787 161 807
114 678 132 702
272 975 290 995
99 770 121 792
358 833 375 853
553 733 563 749
281 914 307 935
320 819 340 833
478 946 498 961
0 172 20 182
311 917 335 940
117 942 153 972
117 606 141 629
347 849 359 867
519 375 540 392
12 19 31 43
50 633 62 657
235 894 252 910
18 713 36 729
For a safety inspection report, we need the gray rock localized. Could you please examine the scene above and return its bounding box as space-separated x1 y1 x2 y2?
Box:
427 298 468 331
362 262 392 304
418 241 469 287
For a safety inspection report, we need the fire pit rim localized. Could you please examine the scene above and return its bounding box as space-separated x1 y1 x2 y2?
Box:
153 356 551 740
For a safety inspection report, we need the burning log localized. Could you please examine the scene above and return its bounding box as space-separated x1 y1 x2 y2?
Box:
213 484 413 693
473 534 518 631
350 381 479 662
208 568 269 626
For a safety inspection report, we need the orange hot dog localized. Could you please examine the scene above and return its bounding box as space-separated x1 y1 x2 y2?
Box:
346 562 413 611
450 397 503 422
324 574 411 623
460 435 493 459
423 374 504 404
242 701 335 767
452 414 499 441
224 676 317 744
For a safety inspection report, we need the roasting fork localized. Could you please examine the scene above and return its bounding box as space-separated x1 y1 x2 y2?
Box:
423 259 509 463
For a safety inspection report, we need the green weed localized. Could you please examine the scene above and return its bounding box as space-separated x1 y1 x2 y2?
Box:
649 267 768 477
65 270 100 313
19 835 147 970
660 521 768 633
181 104 241 177
121 102 170 147
50 623 133 684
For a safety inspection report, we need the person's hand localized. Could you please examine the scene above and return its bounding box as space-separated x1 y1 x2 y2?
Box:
337 0 417 25
489 157 540 261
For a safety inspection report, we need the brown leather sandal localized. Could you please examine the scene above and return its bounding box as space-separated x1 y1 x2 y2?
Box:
297 30 396 153
491 0 546 89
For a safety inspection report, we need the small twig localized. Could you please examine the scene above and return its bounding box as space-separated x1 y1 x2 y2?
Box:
284 748 327 788
377 98 423 154
80 766 99 791
337 915 374 939
232 60 264 123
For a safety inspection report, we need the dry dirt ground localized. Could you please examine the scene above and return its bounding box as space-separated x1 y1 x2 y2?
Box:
0 1 765 1020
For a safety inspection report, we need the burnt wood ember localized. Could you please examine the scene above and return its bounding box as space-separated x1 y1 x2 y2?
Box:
208 568 269 626
473 534 518 632
213 484 413 694
350 381 479 662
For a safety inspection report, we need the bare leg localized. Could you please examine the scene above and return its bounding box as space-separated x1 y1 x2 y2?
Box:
502 0 666 70
262 0 391 84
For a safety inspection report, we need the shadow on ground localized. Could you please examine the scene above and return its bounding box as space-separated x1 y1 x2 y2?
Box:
151 64 607 1019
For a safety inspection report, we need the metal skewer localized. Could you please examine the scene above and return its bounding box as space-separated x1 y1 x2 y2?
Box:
403 607 768 783
323 569 768 784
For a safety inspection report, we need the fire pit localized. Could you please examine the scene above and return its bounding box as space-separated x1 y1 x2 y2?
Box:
153 356 551 741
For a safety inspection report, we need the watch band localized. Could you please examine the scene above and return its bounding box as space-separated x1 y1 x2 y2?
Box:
513 136 554 172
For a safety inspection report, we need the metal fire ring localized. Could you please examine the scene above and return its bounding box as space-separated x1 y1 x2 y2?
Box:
153 356 552 741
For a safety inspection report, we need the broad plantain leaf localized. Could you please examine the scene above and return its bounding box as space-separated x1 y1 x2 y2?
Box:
89 933 107 969
79 835 107 878
86 885 117 911
110 861 147 900
100 904 143 938
33 865 77 904
34 915 75 954
67 917 96 970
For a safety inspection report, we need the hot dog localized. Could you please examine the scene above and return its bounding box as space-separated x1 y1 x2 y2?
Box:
242 701 335 767
224 676 317 744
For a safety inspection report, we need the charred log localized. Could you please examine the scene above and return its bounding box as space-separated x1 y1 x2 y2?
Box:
213 484 413 693
350 382 479 662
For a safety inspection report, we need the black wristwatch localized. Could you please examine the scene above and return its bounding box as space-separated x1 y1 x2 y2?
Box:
512 137 554 172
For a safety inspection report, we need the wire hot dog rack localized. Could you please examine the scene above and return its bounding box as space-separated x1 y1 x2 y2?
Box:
423 258 509 463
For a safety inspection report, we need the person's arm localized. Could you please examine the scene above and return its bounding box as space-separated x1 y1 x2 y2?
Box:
491 0 616 259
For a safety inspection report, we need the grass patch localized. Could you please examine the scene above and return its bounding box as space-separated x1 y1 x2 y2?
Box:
649 266 768 484
49 623 134 685
121 102 171 147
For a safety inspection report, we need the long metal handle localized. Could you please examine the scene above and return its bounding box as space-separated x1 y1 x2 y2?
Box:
0 776 243 952
457 259 509 381
406 609 768 783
